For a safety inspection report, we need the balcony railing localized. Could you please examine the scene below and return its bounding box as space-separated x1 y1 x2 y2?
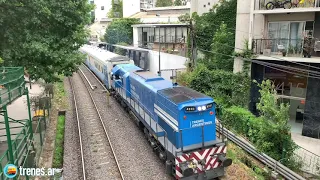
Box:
256 0 320 10
253 38 305 57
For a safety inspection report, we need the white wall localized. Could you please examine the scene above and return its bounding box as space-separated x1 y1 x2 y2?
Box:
191 0 220 16
233 0 252 73
133 27 139 46
148 50 187 81
94 0 112 21
123 0 141 17
139 17 180 23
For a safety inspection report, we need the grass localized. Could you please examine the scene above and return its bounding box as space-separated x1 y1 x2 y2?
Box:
52 115 65 168
52 78 67 168
225 142 270 180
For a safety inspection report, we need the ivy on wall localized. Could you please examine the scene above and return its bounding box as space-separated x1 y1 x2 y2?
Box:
193 0 237 58
104 18 140 45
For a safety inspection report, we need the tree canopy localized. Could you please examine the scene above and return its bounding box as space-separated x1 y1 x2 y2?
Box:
156 0 173 7
193 0 237 58
0 0 93 82
104 18 140 45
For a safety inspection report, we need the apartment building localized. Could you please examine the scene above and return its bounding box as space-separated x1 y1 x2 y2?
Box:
89 0 112 21
130 6 190 56
190 0 219 15
234 0 320 139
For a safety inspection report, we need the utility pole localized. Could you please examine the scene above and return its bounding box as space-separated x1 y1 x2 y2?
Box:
158 25 161 76
190 18 197 69
156 14 161 76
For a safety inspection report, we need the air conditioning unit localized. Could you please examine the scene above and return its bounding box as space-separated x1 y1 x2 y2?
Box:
315 41 320 52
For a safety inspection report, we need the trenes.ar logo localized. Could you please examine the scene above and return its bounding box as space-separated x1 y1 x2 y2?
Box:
4 164 18 178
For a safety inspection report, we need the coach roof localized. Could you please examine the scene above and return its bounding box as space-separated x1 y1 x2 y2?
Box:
80 45 130 63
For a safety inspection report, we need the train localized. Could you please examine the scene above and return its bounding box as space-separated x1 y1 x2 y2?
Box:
79 45 232 180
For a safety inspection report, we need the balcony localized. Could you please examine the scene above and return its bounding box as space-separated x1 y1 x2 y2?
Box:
255 0 320 13
253 38 320 62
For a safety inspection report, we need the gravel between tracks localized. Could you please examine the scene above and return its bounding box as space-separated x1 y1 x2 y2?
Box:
80 65 173 180
70 72 122 180
62 78 83 180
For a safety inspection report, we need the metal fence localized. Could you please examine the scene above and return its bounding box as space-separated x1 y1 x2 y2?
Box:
160 68 187 83
0 66 52 180
294 146 320 177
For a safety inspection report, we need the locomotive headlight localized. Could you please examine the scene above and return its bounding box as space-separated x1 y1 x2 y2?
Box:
197 106 202 111
201 106 206 111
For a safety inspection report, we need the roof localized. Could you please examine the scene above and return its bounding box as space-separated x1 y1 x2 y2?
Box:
131 23 188 28
112 64 142 75
142 5 190 11
255 55 320 63
79 45 130 64
129 12 183 19
133 71 163 82
158 86 210 105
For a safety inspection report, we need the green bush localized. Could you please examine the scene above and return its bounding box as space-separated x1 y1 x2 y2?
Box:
186 63 250 108
221 106 257 136
220 80 300 169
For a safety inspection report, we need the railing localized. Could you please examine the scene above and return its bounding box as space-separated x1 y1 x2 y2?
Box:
0 119 32 179
0 67 25 108
215 120 306 180
256 0 320 10
294 146 320 176
253 38 305 57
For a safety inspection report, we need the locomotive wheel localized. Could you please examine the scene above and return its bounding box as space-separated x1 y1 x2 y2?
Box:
265 2 274 10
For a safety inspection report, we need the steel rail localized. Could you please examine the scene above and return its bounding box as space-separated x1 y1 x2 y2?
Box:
68 77 86 180
216 122 306 180
78 68 96 90
82 63 305 179
81 63 108 91
77 68 125 180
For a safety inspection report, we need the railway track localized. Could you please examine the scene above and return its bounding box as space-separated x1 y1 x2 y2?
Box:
69 71 124 180
79 64 172 180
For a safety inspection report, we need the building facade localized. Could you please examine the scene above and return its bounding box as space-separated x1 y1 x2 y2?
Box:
89 0 112 21
190 0 219 15
132 24 189 56
234 0 320 139
129 6 190 56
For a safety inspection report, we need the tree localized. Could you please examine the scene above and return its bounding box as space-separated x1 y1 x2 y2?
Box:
256 80 298 167
107 0 123 18
156 0 173 7
174 0 182 6
0 0 93 83
193 0 237 58
208 23 234 71
104 18 140 45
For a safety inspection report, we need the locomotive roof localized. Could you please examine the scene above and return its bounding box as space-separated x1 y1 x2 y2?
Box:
80 45 130 63
133 71 164 82
158 86 211 105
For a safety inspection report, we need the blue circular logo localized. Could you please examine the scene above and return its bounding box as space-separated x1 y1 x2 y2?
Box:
3 164 18 178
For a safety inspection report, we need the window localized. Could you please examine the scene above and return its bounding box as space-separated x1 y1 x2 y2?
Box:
101 6 104 10
90 1 94 4
204 4 206 7
208 2 210 5
268 21 305 52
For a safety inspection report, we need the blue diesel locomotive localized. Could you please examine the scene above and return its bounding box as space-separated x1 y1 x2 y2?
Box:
80 45 232 180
